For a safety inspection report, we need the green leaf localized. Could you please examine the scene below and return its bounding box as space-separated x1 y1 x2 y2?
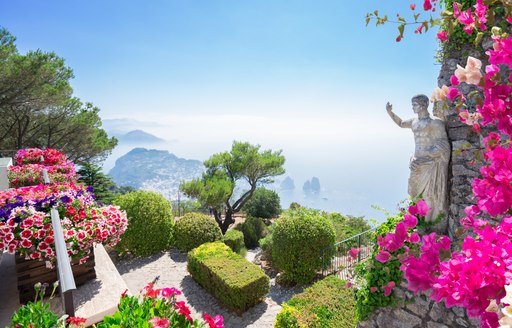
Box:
475 32 483 46
398 24 405 38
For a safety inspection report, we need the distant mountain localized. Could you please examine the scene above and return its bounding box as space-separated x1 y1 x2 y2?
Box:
310 177 321 193
303 177 321 194
280 176 295 190
109 148 204 199
117 130 165 144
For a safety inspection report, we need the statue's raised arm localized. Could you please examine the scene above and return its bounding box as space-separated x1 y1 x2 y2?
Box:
386 102 412 128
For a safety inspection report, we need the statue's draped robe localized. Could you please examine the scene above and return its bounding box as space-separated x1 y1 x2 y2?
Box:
408 128 450 222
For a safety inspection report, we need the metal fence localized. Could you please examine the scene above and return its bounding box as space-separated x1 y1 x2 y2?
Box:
320 228 376 279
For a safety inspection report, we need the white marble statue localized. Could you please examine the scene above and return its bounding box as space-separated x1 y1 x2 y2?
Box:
386 94 450 223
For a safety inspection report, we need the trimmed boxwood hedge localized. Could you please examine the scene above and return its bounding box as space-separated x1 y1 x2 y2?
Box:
274 275 356 328
187 242 270 312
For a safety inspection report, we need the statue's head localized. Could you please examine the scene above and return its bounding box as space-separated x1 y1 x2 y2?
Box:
411 94 429 114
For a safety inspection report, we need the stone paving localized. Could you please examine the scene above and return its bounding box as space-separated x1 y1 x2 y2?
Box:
114 248 304 328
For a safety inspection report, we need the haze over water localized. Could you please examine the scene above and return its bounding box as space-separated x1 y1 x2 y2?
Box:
2 0 442 222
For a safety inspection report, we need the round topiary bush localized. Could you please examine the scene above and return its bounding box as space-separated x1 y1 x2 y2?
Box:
223 229 245 254
174 212 222 252
272 208 336 284
242 187 281 219
114 191 174 256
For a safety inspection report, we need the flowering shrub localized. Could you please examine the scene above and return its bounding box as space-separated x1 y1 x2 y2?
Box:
354 211 406 321
97 279 223 328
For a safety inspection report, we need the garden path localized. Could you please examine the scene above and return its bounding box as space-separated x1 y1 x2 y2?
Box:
114 248 303 328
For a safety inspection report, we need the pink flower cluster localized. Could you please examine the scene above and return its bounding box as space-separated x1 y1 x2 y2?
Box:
9 148 77 188
142 282 224 328
8 163 78 188
14 148 70 166
0 198 127 265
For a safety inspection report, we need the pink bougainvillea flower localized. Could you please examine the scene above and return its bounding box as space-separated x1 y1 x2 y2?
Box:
410 3 416 10
148 317 170 328
474 0 488 29
403 214 418 229
437 31 449 42
349 248 360 260
450 74 460 86
345 282 353 288
423 0 432 11
409 233 420 243
375 250 391 263
431 85 450 101
383 281 396 297
370 286 378 293
454 56 482 85
446 87 460 101
459 110 483 126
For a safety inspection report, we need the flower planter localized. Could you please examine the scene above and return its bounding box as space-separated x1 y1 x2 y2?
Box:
15 252 96 304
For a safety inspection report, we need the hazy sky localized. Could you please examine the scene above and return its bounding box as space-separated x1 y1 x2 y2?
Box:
1 1 443 220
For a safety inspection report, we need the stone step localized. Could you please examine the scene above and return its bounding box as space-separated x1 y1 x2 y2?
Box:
0 244 130 327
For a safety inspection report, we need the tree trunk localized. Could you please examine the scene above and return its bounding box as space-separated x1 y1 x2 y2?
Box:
219 209 235 234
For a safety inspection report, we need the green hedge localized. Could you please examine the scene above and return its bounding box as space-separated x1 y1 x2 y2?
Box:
234 216 267 249
174 212 222 252
114 191 173 256
274 276 356 328
272 208 336 284
223 229 245 254
187 242 270 312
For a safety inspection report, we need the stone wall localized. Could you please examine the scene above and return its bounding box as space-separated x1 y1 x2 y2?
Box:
356 282 480 328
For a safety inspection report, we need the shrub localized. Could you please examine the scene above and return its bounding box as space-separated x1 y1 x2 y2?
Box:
235 216 267 249
242 187 281 219
274 275 356 328
223 229 245 254
174 212 222 252
187 242 270 312
114 191 174 256
272 208 336 284
259 224 274 262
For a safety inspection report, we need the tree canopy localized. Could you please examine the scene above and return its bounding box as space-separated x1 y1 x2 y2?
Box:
0 27 116 162
181 141 285 233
